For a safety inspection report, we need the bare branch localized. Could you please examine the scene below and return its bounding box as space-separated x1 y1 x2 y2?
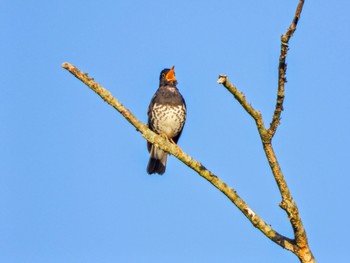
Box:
62 62 295 252
217 1 315 262
269 0 305 138
217 74 313 261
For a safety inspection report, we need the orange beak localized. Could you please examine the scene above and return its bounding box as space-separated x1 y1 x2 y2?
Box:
165 66 176 81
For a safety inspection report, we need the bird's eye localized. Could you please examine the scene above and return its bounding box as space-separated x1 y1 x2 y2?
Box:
162 73 165 77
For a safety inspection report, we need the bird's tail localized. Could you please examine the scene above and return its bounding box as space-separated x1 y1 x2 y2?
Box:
147 145 167 175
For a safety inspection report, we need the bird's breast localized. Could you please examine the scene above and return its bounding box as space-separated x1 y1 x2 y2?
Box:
150 103 186 138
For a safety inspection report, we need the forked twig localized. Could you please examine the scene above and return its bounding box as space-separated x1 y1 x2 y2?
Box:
217 1 315 262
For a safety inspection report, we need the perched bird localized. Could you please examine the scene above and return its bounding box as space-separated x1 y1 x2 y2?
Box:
147 66 187 175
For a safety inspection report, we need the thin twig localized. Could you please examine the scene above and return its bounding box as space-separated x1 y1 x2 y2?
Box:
269 0 305 138
62 62 295 252
217 75 269 143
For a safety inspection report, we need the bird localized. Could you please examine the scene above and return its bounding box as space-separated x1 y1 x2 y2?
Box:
147 66 187 175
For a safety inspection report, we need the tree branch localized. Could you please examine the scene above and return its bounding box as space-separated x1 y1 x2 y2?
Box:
62 62 295 252
269 0 305 138
217 75 314 262
217 1 315 262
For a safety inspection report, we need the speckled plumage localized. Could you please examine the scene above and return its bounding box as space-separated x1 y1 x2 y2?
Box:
147 67 186 175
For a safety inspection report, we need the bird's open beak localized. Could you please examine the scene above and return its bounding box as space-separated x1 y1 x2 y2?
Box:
165 66 176 81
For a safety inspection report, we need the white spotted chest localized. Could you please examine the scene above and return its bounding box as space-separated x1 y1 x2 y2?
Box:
151 103 186 138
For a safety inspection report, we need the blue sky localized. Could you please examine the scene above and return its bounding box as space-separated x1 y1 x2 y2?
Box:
1 1 349 262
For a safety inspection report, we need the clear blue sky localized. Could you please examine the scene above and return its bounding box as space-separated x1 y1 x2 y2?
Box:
1 1 349 262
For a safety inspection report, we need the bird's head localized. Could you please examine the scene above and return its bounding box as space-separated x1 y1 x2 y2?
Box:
159 66 177 86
